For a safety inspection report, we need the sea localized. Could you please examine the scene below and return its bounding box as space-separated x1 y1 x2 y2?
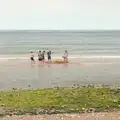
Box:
0 30 120 59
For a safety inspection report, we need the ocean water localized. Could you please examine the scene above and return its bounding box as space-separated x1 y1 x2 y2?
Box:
0 30 120 59
0 30 120 90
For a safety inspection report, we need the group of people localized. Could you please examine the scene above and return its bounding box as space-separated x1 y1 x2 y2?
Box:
30 50 68 63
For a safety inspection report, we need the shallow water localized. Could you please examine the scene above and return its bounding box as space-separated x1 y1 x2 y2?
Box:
0 58 120 90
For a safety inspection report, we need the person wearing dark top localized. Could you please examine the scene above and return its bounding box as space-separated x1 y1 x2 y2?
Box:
38 51 42 61
47 51 51 61
42 51 45 61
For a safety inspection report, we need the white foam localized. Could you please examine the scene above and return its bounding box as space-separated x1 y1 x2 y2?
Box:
76 55 120 59
0 55 120 61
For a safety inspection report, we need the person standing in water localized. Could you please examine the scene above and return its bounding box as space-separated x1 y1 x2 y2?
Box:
30 51 35 64
63 50 68 61
38 50 42 62
47 51 52 61
42 51 45 62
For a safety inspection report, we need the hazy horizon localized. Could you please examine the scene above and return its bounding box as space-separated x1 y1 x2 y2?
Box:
1 29 120 31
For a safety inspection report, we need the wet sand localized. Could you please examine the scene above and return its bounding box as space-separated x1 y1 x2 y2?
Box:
0 58 120 90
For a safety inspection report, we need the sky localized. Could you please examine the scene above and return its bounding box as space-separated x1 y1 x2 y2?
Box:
0 0 120 30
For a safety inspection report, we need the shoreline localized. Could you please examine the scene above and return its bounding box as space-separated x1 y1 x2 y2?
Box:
0 53 120 60
1 84 120 92
1 54 120 60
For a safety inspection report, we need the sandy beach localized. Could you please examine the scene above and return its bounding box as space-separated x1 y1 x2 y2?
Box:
0 57 120 90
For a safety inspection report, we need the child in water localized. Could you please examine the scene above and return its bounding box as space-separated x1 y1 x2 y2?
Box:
62 50 68 61
30 51 35 64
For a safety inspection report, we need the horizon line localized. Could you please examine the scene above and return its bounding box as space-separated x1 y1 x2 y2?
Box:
0 29 120 31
